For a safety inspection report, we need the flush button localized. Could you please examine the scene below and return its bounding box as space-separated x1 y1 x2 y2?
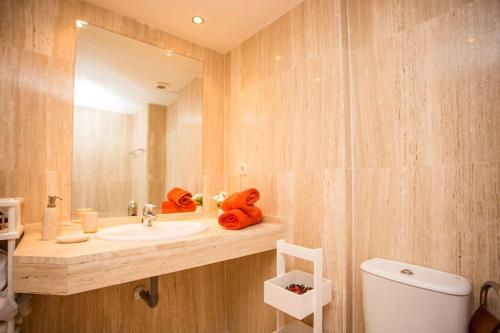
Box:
400 269 414 275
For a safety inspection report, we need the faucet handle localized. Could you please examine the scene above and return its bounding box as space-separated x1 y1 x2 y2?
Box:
143 204 157 214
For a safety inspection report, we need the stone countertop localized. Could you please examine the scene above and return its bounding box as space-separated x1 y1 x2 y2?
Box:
13 214 283 295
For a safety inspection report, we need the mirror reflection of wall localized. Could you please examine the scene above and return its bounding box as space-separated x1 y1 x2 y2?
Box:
72 24 203 218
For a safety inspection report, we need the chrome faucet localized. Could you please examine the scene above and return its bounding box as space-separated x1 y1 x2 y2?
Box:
142 204 157 226
128 200 138 216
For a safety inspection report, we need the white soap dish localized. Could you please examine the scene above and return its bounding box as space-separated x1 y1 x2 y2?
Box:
56 234 89 244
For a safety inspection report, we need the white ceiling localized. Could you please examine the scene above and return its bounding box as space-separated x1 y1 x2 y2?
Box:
84 0 304 53
74 25 203 114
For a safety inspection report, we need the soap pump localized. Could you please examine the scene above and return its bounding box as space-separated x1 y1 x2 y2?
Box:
42 195 62 240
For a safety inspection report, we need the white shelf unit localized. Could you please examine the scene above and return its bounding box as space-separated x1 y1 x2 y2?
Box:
264 240 332 333
0 198 24 333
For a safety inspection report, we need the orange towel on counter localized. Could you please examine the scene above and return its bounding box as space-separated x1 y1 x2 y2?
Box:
167 187 194 207
218 188 263 229
221 188 260 208
160 200 197 213
218 209 254 230
220 188 263 222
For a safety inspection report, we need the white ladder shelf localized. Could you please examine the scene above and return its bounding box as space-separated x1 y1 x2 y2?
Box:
0 198 24 333
264 240 332 333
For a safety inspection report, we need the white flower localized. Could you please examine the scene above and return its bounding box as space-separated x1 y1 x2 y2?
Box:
212 191 228 206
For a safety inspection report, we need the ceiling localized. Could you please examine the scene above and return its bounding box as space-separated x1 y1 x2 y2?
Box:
74 24 202 114
84 0 304 53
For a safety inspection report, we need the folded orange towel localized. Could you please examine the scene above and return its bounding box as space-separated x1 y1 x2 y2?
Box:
160 200 197 214
218 209 254 230
167 187 194 207
221 188 260 207
220 188 263 222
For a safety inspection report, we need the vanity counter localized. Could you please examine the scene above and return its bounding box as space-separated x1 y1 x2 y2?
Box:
13 215 283 295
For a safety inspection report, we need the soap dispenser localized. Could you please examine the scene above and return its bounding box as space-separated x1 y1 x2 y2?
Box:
42 195 62 240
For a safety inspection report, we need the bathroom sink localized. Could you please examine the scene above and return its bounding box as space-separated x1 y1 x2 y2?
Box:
96 221 207 242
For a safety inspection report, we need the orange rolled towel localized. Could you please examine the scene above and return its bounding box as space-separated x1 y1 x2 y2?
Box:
220 188 263 223
218 209 254 230
221 188 260 207
160 200 197 214
167 187 194 207
161 187 197 214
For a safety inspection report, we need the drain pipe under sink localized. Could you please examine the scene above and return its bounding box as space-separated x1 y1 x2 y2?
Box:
133 276 159 308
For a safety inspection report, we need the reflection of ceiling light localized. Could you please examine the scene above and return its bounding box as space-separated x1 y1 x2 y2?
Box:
156 82 169 89
165 50 174 57
192 16 204 24
468 37 475 42
76 20 88 28
274 55 282 61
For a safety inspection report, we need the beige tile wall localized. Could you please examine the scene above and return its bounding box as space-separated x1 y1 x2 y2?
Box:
130 107 148 210
147 103 167 206
224 0 499 332
0 0 76 224
21 263 227 333
224 0 352 331
165 77 203 195
348 0 500 330
72 107 134 217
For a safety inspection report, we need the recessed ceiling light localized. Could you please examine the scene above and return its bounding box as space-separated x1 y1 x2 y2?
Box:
192 16 204 25
76 20 88 28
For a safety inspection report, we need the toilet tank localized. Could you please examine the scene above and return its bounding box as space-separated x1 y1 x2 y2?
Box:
361 258 471 333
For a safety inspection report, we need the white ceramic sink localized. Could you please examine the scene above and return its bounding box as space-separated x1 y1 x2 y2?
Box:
96 221 207 242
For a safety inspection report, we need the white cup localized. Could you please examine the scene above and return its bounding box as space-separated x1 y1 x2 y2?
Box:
76 208 93 224
82 211 98 233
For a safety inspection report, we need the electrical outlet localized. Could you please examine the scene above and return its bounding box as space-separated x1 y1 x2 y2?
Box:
238 162 248 176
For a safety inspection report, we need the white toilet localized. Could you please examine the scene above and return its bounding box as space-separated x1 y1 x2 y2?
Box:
361 258 472 333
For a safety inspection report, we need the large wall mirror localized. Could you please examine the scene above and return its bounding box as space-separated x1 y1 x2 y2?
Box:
72 24 203 218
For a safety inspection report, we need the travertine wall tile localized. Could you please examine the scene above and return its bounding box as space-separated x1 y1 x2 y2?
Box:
224 0 350 331
72 107 133 217
349 0 500 331
23 263 227 333
225 0 498 331
165 78 203 195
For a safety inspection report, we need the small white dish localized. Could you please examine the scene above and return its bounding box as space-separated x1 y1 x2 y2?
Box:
56 234 89 244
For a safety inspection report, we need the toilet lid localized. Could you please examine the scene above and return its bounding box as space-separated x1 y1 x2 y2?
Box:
361 258 472 296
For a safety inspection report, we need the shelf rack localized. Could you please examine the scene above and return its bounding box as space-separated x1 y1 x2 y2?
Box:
0 198 24 333
264 240 332 333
